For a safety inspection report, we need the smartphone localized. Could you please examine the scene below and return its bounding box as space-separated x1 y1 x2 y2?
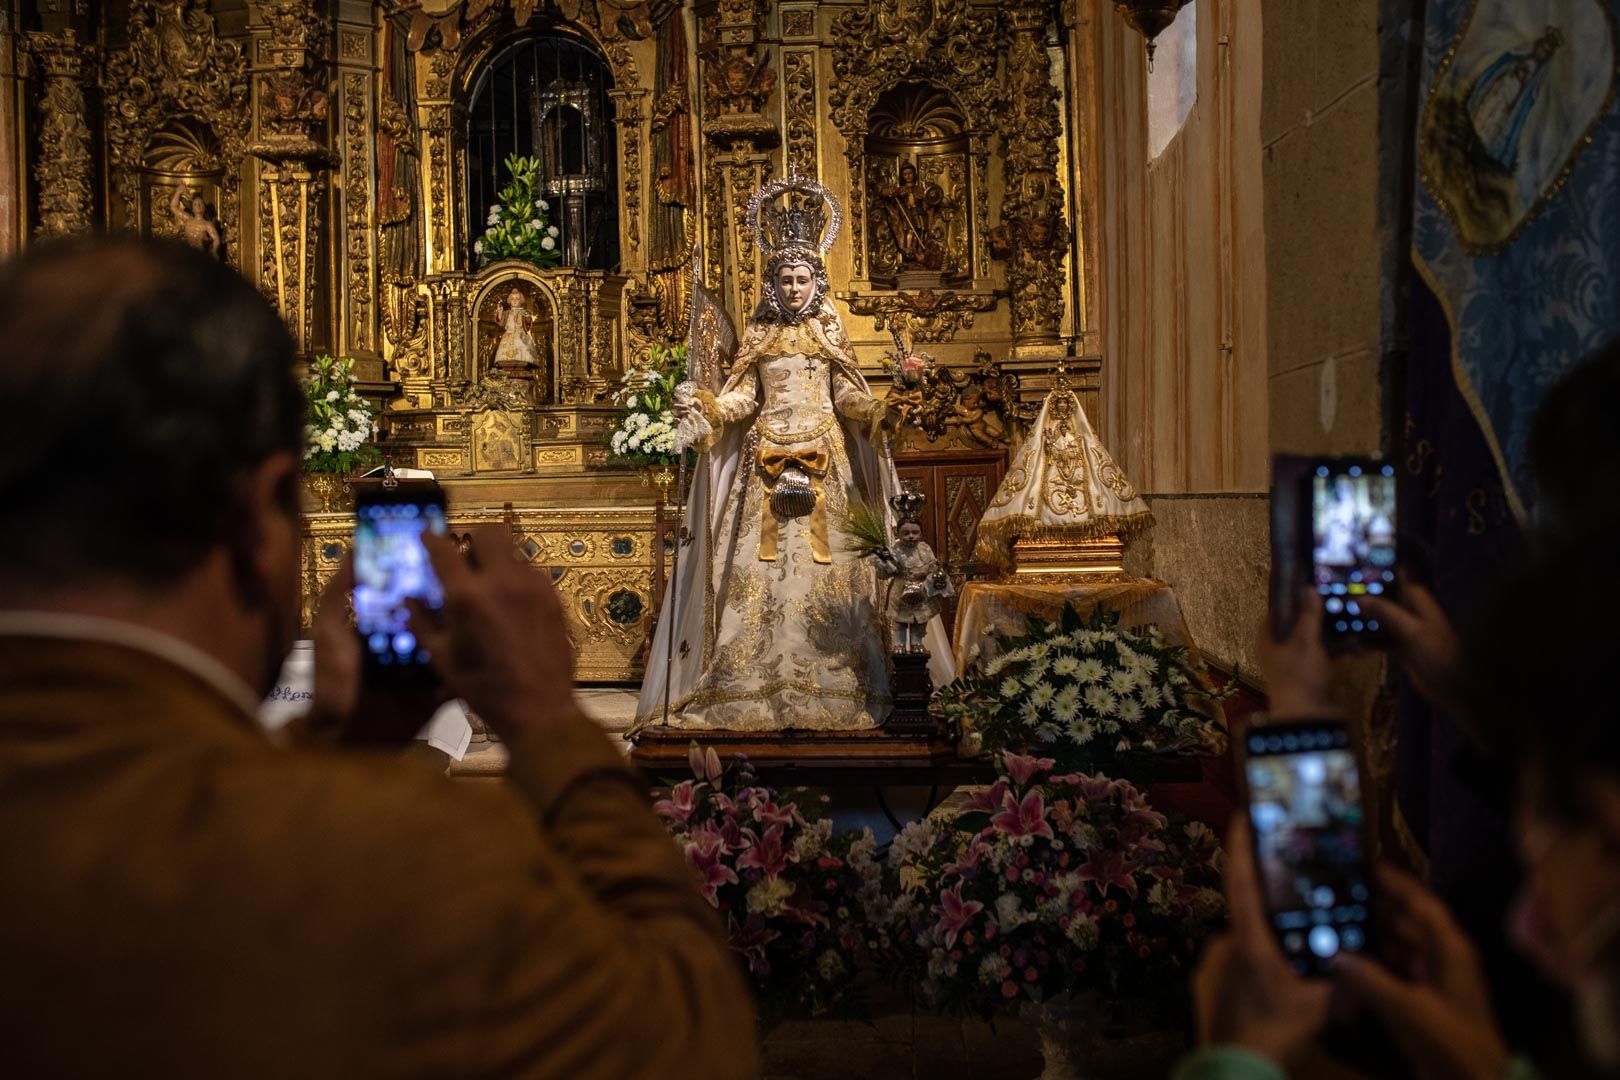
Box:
352 483 448 678
1307 458 1397 642
1242 721 1374 976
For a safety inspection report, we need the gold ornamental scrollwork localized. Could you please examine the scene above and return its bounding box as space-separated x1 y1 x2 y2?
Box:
883 350 1036 449
103 0 251 253
842 287 1000 344
27 32 95 239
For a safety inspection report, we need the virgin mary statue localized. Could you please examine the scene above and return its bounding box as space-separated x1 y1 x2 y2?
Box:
634 177 953 732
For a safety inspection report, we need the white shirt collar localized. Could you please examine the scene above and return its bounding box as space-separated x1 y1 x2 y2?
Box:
0 611 263 718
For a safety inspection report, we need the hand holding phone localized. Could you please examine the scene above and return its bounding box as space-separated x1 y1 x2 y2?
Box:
1242 722 1374 976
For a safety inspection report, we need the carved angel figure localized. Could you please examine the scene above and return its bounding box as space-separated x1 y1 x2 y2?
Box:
170 186 222 258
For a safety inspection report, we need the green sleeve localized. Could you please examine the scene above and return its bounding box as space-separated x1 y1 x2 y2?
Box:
1172 1047 1287 1080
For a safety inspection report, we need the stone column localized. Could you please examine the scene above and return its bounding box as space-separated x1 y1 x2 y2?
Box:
999 0 1067 355
26 29 94 239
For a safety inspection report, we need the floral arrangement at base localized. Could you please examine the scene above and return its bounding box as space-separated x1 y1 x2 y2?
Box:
935 605 1227 772
607 343 688 468
303 354 381 475
655 744 883 1018
882 752 1224 1019
474 154 562 268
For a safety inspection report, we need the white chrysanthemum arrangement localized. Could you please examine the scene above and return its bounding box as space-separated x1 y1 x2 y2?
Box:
607 343 687 467
474 153 562 268
936 605 1227 770
303 354 381 475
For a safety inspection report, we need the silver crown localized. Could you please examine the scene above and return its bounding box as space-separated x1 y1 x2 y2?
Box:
747 175 842 258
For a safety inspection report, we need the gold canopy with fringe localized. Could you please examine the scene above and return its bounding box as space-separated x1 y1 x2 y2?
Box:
974 380 1152 571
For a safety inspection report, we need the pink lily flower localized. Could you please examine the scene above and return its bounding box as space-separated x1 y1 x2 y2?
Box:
1075 773 1119 803
991 791 1057 841
1002 752 1056 787
688 742 724 784
961 779 1010 814
737 824 790 878
1077 848 1141 899
753 798 803 829
935 883 984 948
653 780 699 825
684 828 739 904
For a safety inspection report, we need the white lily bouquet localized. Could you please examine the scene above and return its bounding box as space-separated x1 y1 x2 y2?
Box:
607 343 688 467
303 355 381 475
474 153 562 268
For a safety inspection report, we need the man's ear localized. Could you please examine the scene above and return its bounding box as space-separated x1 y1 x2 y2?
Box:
230 451 301 604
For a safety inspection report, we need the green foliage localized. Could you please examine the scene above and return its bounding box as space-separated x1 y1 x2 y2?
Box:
475 154 563 268
838 497 890 557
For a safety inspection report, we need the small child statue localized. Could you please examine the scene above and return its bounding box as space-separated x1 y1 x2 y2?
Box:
873 491 954 654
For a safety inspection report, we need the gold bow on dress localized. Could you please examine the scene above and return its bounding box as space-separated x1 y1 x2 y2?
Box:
757 445 832 564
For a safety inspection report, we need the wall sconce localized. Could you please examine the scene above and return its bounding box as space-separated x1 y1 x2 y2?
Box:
1114 0 1193 63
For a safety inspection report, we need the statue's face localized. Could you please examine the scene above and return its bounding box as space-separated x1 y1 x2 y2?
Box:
898 521 923 544
775 263 816 314
900 164 918 185
190 195 205 214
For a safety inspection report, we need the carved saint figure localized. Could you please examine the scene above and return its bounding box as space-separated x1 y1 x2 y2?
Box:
873 494 954 654
170 187 222 258
492 288 542 371
638 178 955 732
876 162 946 271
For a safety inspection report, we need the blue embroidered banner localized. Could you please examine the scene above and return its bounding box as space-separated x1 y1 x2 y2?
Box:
1414 0 1620 518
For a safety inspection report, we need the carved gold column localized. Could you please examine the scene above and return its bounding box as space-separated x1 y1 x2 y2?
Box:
417 44 458 278
1000 0 1067 356
26 30 94 239
250 0 336 354
699 0 778 320
0 5 28 251
335 11 378 358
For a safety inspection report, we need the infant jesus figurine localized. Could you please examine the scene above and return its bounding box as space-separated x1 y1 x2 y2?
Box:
873 492 954 654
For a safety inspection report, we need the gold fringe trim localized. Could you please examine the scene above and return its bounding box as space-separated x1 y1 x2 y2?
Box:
972 511 1154 570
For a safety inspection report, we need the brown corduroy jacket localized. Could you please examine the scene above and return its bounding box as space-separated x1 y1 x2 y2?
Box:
0 635 759 1079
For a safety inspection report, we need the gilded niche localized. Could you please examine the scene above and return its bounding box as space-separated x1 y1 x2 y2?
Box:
865 82 971 285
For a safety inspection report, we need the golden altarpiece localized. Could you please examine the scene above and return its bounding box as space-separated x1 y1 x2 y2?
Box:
0 0 1113 685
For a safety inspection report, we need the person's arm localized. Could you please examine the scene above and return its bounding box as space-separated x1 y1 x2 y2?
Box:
383 527 758 1077
832 366 892 437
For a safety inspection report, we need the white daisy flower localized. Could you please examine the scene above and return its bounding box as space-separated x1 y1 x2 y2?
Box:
1075 658 1106 684
1028 682 1056 708
1051 655 1079 677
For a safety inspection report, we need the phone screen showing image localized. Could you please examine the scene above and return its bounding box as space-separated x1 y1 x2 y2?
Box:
1245 724 1372 976
1311 461 1397 639
353 495 447 673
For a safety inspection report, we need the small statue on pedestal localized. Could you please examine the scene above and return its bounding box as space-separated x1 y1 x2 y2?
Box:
874 491 954 653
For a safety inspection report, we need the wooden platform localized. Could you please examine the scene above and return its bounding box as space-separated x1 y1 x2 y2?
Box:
628 723 959 772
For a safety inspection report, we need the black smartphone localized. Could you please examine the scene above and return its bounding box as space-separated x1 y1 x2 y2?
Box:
1306 458 1397 643
1241 721 1374 976
352 483 448 678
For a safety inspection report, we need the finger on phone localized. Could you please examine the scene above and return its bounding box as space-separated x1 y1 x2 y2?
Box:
422 531 475 596
406 597 452 677
313 555 355 634
1223 815 1273 952
457 523 522 577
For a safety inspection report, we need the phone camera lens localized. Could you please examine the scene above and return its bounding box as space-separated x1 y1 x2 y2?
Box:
1307 926 1341 959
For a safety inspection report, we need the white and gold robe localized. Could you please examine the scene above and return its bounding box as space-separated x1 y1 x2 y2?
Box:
635 298 955 732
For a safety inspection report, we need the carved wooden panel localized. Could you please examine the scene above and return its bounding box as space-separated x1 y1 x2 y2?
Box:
894 448 1006 627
